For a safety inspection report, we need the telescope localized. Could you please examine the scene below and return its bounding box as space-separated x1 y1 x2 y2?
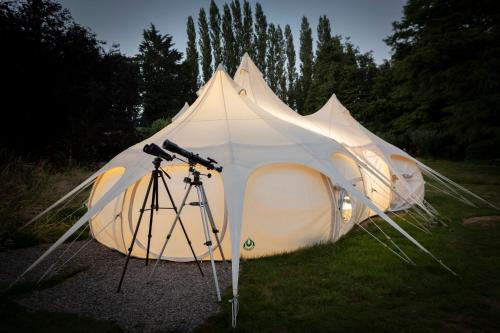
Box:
163 139 223 172
143 143 173 161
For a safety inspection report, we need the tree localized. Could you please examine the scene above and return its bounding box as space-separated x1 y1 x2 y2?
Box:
222 3 237 75
138 24 184 125
185 16 199 100
209 0 222 68
275 25 287 101
198 8 212 83
241 0 254 57
266 23 277 91
306 16 359 115
284 24 297 109
385 0 500 158
231 0 244 58
253 2 267 76
0 0 140 163
297 16 313 114
316 15 331 53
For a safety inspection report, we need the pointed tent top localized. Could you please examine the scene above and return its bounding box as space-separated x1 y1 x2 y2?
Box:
216 63 227 72
197 64 245 97
233 53 340 135
234 53 298 118
324 93 350 115
235 53 261 78
306 93 350 122
238 53 252 73
304 93 374 147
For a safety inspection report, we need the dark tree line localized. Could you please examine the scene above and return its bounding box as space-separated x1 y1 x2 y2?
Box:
0 0 194 163
378 0 500 159
1 0 497 163
189 0 500 159
0 0 140 163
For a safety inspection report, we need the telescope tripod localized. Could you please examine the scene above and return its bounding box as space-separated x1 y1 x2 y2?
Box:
149 166 226 301
117 157 203 292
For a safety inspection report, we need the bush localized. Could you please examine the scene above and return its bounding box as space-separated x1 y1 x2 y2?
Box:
0 156 92 248
137 118 171 139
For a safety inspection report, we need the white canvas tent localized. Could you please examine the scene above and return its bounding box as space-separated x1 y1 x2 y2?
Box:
18 64 462 328
305 94 425 212
233 54 426 214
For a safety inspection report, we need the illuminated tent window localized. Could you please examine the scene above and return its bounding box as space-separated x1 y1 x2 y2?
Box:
338 190 353 223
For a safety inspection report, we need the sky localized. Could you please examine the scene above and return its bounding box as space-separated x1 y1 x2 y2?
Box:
57 0 406 64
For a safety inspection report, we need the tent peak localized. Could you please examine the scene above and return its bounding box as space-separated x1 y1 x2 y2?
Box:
216 63 227 72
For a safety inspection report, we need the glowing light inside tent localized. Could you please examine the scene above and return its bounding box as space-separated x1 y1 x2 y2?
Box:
340 193 353 223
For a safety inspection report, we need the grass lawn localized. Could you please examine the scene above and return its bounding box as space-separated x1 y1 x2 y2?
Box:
1 159 499 332
197 159 500 332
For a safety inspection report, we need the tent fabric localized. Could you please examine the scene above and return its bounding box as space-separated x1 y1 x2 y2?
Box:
306 94 425 211
87 67 372 263
233 54 424 212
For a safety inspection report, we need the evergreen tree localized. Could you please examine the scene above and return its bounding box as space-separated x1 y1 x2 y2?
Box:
253 2 267 76
242 0 254 57
353 51 378 121
138 24 184 124
284 24 297 109
297 16 313 114
209 0 222 68
384 0 500 158
275 25 287 101
185 16 199 100
266 23 277 91
306 17 349 115
316 15 331 54
198 8 212 83
231 0 244 58
340 40 362 107
222 3 237 75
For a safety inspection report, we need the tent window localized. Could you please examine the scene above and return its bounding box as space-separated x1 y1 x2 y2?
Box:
338 190 352 223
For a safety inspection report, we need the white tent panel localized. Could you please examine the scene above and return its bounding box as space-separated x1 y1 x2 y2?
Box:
389 155 425 211
88 167 126 251
240 163 333 259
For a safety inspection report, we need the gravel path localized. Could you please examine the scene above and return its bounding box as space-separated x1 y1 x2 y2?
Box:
0 240 232 332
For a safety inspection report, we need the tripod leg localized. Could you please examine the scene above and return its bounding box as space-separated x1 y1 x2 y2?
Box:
200 184 226 262
159 171 204 277
145 170 157 265
196 185 221 302
148 183 194 282
117 174 154 292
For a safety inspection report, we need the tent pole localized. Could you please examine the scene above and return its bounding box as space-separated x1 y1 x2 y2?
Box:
37 223 90 284
369 217 415 265
356 222 411 264
42 214 120 281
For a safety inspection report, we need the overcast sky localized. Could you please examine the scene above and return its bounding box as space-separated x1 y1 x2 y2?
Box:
57 0 406 64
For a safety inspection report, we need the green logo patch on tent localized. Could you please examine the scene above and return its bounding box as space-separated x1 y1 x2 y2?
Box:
243 238 255 251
